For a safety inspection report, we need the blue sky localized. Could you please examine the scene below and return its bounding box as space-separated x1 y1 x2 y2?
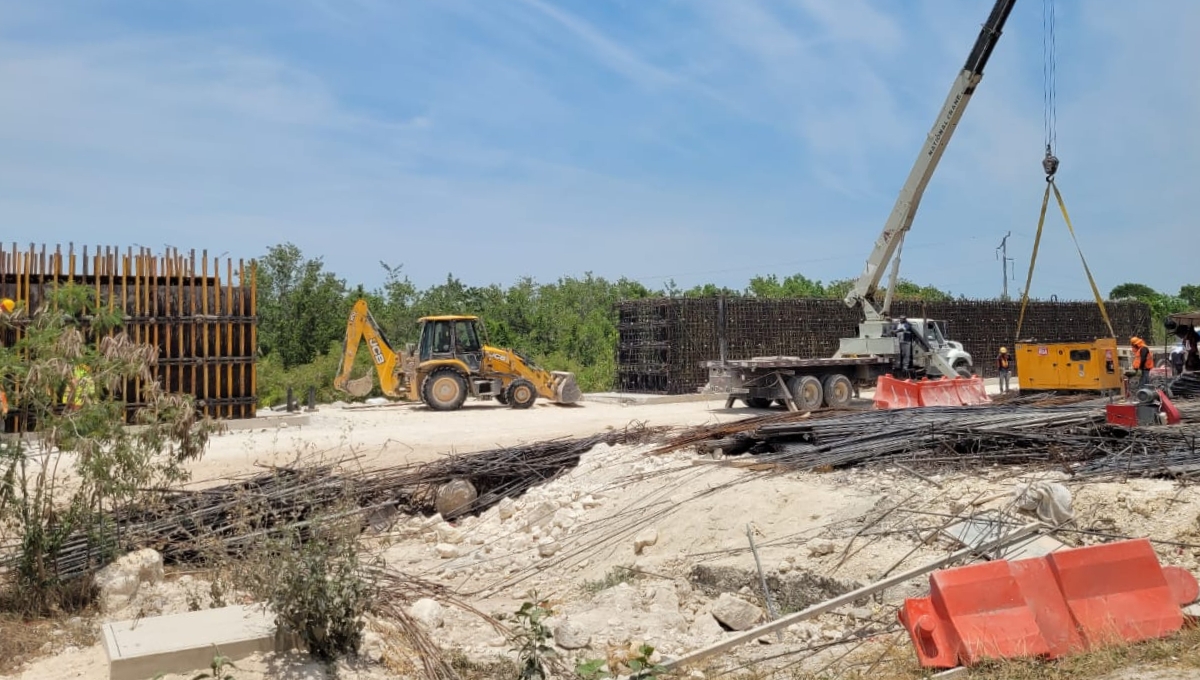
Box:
1 1 1197 300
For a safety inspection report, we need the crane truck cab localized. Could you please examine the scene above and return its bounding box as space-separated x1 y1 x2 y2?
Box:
908 318 974 377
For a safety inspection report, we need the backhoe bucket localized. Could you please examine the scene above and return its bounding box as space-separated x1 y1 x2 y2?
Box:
552 371 583 405
344 376 374 398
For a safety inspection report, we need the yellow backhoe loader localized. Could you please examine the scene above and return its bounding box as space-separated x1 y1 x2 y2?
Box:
332 299 582 411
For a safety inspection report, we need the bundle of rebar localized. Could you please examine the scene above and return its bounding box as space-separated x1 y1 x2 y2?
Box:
615 297 1152 394
671 403 1115 471
1071 425 1200 479
0 428 663 583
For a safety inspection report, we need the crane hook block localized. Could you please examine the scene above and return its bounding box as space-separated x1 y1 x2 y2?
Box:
1043 149 1060 180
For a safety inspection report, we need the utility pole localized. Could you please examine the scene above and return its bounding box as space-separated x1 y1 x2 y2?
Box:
996 231 1014 300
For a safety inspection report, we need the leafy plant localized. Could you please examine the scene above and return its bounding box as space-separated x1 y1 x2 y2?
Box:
512 595 557 680
0 284 216 614
576 643 665 680
152 646 237 680
582 565 642 594
244 517 377 663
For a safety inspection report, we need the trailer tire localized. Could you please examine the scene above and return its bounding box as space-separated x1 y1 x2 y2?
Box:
786 375 823 411
745 397 772 409
822 374 854 409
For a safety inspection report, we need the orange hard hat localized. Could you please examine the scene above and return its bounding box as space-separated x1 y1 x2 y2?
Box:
1130 337 1144 346
0 299 13 313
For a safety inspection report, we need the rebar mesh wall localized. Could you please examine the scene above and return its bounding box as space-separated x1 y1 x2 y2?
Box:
0 244 258 425
617 297 1152 394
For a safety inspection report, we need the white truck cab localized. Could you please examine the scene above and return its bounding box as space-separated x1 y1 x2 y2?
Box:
907 318 975 376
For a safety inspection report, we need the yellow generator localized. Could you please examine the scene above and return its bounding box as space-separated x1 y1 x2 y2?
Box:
1015 338 1123 393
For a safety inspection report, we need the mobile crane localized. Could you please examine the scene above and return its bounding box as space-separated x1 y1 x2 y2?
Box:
703 0 1015 410
333 299 582 411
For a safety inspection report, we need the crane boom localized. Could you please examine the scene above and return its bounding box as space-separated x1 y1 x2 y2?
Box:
844 0 1017 320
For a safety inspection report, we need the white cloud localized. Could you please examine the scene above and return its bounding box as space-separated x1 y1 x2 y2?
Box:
0 0 1197 300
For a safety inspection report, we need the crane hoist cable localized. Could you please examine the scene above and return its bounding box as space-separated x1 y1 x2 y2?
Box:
1015 0 1114 343
1042 0 1059 178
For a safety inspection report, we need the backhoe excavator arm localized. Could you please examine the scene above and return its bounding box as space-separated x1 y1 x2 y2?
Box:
334 298 407 398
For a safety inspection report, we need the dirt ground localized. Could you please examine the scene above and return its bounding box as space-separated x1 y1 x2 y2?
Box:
6 383 1200 680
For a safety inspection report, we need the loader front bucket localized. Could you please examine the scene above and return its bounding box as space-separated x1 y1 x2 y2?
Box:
552 371 583 405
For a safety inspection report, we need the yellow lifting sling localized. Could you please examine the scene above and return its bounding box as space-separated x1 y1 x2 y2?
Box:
1014 177 1115 343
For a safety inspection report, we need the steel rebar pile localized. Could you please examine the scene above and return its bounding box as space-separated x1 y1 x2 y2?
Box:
616 297 1152 394
678 403 1113 471
1072 425 1200 479
0 428 663 583
1169 373 1200 399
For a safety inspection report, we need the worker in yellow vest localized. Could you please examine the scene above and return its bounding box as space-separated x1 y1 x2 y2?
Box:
0 299 12 419
63 364 96 410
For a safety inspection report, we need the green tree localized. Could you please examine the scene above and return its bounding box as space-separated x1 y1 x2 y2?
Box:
256 243 349 368
1109 282 1160 300
1107 282 1188 343
682 283 741 298
1178 284 1200 309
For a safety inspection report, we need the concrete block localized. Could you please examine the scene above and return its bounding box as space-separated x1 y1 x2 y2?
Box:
102 604 287 680
583 392 723 405
943 518 1068 561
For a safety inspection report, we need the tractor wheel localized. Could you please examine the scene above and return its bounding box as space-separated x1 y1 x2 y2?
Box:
506 379 537 409
423 368 468 411
786 375 824 411
822 374 854 409
745 397 772 409
496 388 509 405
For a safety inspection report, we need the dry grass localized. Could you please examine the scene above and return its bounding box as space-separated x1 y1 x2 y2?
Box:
711 624 1200 680
0 613 97 675
966 624 1200 680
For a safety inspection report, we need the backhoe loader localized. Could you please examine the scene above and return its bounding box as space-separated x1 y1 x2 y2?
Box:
332 299 582 411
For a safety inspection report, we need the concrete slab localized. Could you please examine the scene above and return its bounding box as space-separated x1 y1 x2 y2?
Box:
103 604 286 680
583 391 725 405
221 413 310 432
943 518 1068 561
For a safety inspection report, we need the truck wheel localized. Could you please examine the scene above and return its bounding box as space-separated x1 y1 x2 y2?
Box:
423 368 468 411
745 397 772 409
822 374 854 408
786 375 823 411
506 379 537 409
953 362 973 378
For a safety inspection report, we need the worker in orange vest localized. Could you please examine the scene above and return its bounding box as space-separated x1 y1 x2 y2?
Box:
1130 337 1155 389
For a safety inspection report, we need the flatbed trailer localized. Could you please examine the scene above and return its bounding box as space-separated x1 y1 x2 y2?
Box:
702 355 894 411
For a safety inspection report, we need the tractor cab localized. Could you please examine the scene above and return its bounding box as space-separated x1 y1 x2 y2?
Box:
417 315 486 372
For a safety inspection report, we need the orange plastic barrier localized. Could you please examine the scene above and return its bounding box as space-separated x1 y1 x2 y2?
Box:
874 375 992 409
873 375 921 409
952 375 991 406
898 538 1199 669
917 378 960 407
